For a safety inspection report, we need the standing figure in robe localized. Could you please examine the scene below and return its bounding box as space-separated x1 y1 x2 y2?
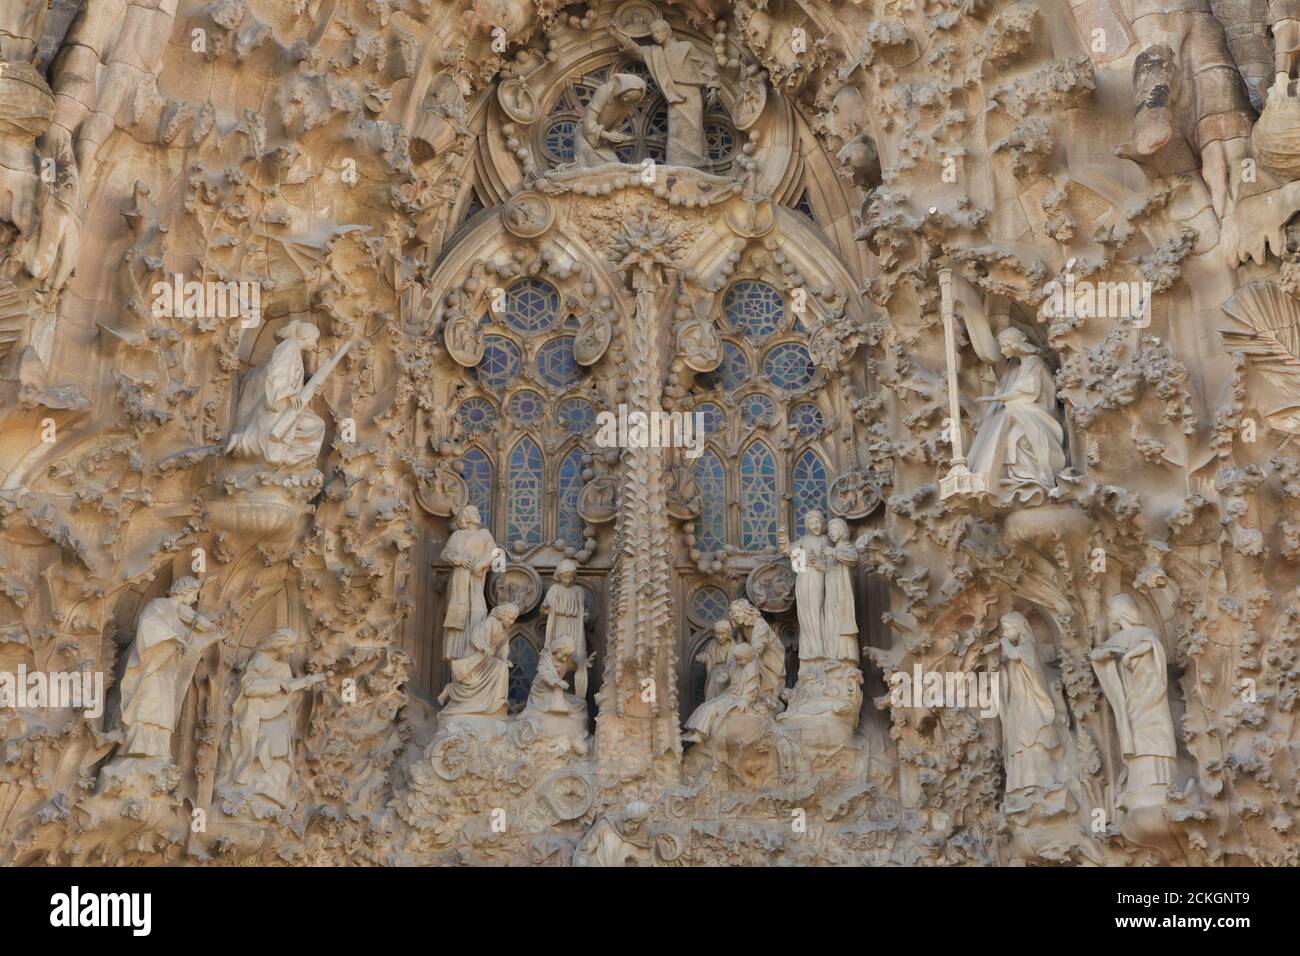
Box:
610 19 718 167
225 628 325 809
822 518 860 662
225 320 328 469
696 618 736 701
538 559 589 699
113 576 220 762
438 603 519 718
997 612 1063 797
573 73 646 168
778 510 830 661
440 504 498 662
1090 594 1178 796
967 327 1065 506
729 598 785 714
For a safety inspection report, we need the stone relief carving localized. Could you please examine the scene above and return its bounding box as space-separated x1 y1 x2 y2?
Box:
2 0 1300 870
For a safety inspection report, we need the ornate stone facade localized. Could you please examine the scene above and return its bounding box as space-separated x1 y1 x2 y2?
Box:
0 0 1298 867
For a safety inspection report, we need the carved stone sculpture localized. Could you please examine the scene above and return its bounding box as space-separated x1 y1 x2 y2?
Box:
997 613 1062 798
440 505 498 662
573 73 646 168
438 602 520 720
777 511 830 661
225 321 336 471
1090 595 1178 805
221 628 325 814
610 18 718 166
967 328 1066 506
103 578 220 786
572 801 653 866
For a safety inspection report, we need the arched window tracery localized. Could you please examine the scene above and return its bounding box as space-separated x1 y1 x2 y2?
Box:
791 448 829 537
556 445 587 550
692 447 727 555
739 440 778 552
506 437 545 550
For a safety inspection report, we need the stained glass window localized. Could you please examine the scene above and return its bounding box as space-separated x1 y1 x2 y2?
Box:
762 342 815 393
739 441 778 552
504 278 560 334
724 280 784 341
543 119 578 165
707 121 736 163
558 398 596 435
789 402 825 439
536 335 583 389
456 397 496 435
696 341 749 393
462 447 493 530
690 586 730 626
507 389 545 424
695 402 723 436
794 191 815 221
508 635 538 714
692 448 726 554
475 335 521 390
506 437 544 548
557 446 586 549
740 392 775 428
792 449 829 537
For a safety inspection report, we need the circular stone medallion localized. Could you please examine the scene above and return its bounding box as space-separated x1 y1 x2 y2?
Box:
577 475 619 524
613 0 658 37
502 191 555 238
488 564 543 614
497 77 540 124
443 313 485 366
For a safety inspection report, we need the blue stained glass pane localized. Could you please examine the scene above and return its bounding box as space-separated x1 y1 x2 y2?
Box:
475 335 521 391
544 119 577 164
789 402 825 439
507 389 544 424
692 449 726 554
706 121 735 162
462 447 493 530
695 402 723 436
696 341 749 393
505 279 560 334
739 441 777 552
506 437 544 548
794 191 816 220
792 449 829 537
724 280 784 341
690 586 730 626
619 61 658 97
536 335 584 389
508 636 538 714
456 397 496 435
557 446 586 549
739 392 775 428
558 398 596 435
763 342 815 393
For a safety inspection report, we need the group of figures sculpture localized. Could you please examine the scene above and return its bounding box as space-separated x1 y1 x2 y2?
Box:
6 0 1292 870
